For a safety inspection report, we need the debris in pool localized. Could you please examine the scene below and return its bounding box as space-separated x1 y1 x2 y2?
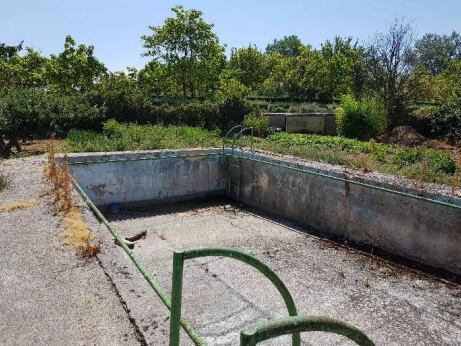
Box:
115 230 147 249
125 230 147 242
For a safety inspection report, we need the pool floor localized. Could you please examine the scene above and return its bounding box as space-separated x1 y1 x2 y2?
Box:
97 198 461 345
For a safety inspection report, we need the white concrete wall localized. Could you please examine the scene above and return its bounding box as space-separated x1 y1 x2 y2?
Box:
67 149 225 207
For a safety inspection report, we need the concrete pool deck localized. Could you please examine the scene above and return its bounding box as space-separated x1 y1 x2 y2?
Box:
86 198 461 345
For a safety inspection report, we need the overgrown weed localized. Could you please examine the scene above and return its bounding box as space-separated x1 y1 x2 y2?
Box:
45 147 100 257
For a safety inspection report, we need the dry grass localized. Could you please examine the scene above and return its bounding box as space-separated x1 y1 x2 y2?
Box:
0 199 38 212
62 209 100 257
45 147 100 257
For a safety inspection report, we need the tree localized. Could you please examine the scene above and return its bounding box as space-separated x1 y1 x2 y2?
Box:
216 69 249 102
141 6 225 98
366 18 415 126
47 35 106 93
0 41 23 61
312 36 368 102
228 45 267 90
414 32 461 75
138 60 179 97
261 52 300 97
265 35 303 56
0 41 23 88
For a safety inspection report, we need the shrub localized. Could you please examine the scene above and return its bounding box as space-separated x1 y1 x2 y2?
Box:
88 85 250 133
0 88 48 156
48 94 106 136
243 112 270 137
425 150 457 174
336 95 387 140
430 99 461 143
65 120 222 152
394 147 424 166
0 89 105 156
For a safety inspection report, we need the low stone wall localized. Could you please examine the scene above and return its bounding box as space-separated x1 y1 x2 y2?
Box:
285 113 336 135
225 150 461 276
263 113 337 135
265 113 286 129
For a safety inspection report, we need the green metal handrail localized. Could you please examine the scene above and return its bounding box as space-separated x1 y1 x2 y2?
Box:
240 315 375 346
169 247 300 346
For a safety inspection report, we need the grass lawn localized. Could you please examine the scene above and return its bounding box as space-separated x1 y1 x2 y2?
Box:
63 121 459 186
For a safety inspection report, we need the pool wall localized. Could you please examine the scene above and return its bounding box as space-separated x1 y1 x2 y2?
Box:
67 149 225 208
67 148 461 276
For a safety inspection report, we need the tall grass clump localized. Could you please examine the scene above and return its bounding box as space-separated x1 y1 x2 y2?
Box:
336 95 387 140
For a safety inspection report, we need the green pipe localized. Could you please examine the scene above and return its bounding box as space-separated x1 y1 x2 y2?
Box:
240 315 375 346
70 177 207 346
169 248 300 346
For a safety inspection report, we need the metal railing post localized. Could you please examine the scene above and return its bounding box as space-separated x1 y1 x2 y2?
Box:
169 251 185 346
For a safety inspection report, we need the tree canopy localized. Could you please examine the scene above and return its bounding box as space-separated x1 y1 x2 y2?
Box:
141 5 225 97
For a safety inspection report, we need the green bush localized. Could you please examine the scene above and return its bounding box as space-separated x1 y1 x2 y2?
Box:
0 89 105 156
336 95 387 140
88 86 250 132
243 112 270 137
425 149 457 174
394 147 424 166
430 99 461 143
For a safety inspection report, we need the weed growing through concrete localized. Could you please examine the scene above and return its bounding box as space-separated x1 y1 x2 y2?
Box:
45 147 100 257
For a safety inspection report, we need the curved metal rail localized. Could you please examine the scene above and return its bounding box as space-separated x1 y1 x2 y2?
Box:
169 247 300 346
240 315 375 346
222 125 254 154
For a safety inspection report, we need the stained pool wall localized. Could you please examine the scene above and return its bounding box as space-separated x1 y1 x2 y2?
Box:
68 148 461 276
67 149 225 207
226 150 461 276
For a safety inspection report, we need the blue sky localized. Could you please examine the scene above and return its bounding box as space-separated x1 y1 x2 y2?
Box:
2 0 460 71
